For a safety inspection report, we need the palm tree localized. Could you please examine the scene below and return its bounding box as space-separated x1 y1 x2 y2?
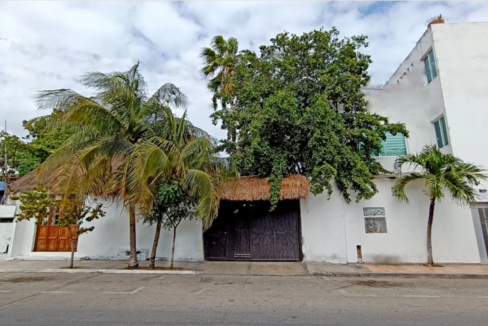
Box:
200 35 240 110
130 107 228 268
392 145 486 266
35 63 187 268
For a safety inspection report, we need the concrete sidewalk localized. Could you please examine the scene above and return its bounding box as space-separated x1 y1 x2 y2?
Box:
1 259 488 278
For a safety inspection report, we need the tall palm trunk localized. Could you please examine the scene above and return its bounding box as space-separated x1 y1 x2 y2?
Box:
170 221 181 269
426 198 436 266
128 206 139 268
149 220 162 270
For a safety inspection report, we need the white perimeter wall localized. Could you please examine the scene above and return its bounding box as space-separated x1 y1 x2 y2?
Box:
0 223 13 253
8 198 204 262
300 178 482 264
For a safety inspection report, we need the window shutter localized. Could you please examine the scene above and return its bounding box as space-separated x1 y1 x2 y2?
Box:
383 133 407 156
373 133 407 157
424 56 432 83
434 120 443 147
428 51 437 79
439 116 448 146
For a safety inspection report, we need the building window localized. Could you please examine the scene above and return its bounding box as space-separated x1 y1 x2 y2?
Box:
424 50 438 83
478 209 488 256
373 132 407 157
363 207 387 233
433 116 449 148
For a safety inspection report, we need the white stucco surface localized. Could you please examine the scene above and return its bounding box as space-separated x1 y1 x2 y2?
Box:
8 198 204 262
301 179 481 264
430 22 488 185
0 223 13 253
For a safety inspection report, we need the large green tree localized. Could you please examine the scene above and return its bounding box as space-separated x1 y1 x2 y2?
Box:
35 63 187 268
210 28 408 208
22 109 74 164
393 145 486 266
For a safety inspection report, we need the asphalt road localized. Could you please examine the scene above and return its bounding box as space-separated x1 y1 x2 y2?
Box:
0 272 487 325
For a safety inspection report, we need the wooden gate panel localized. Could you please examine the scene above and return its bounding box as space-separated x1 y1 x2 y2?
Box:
204 215 229 260
233 214 250 259
34 226 48 251
47 226 59 251
250 211 275 260
272 202 300 260
58 227 70 251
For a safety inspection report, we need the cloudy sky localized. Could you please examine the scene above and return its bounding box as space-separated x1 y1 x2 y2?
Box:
1 1 487 140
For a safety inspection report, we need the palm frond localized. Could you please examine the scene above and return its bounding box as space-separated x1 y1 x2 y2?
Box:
185 169 220 230
392 172 425 203
149 83 187 109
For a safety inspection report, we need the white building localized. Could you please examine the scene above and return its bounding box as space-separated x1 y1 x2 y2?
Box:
301 21 488 264
3 21 488 265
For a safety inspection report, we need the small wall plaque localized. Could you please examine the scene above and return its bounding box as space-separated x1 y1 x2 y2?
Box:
365 217 387 233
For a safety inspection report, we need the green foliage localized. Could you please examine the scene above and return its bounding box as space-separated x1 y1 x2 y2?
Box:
23 109 74 163
35 63 189 206
144 180 196 230
10 185 53 223
0 131 30 183
0 109 73 180
200 35 240 106
58 200 105 236
132 107 231 229
393 145 486 204
209 28 408 208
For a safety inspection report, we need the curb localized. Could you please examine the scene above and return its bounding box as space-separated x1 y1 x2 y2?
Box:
1 269 487 279
310 272 488 279
0 269 199 275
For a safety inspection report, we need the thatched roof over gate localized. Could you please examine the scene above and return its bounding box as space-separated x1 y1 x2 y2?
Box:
8 169 50 194
10 167 310 202
220 174 309 201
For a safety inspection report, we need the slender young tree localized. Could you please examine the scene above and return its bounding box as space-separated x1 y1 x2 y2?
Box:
393 145 486 266
35 63 187 268
58 199 105 268
144 180 195 269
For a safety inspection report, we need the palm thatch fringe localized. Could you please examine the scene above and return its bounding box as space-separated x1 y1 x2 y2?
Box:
220 174 309 201
10 169 309 202
7 169 48 194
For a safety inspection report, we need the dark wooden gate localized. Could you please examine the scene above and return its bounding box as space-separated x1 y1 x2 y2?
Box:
204 200 301 261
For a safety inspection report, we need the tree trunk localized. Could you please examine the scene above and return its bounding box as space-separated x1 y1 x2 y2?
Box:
149 221 162 270
68 229 74 269
427 198 436 266
128 206 139 268
170 222 180 269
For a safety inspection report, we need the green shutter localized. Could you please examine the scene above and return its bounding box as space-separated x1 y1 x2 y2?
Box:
383 133 407 156
424 55 432 83
439 116 448 146
373 133 407 157
428 51 437 79
434 120 443 147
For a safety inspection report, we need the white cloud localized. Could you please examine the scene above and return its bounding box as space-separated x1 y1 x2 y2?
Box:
1 1 487 140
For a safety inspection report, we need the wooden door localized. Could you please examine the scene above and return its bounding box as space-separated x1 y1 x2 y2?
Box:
204 206 229 260
34 205 78 252
271 201 300 260
233 213 251 260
